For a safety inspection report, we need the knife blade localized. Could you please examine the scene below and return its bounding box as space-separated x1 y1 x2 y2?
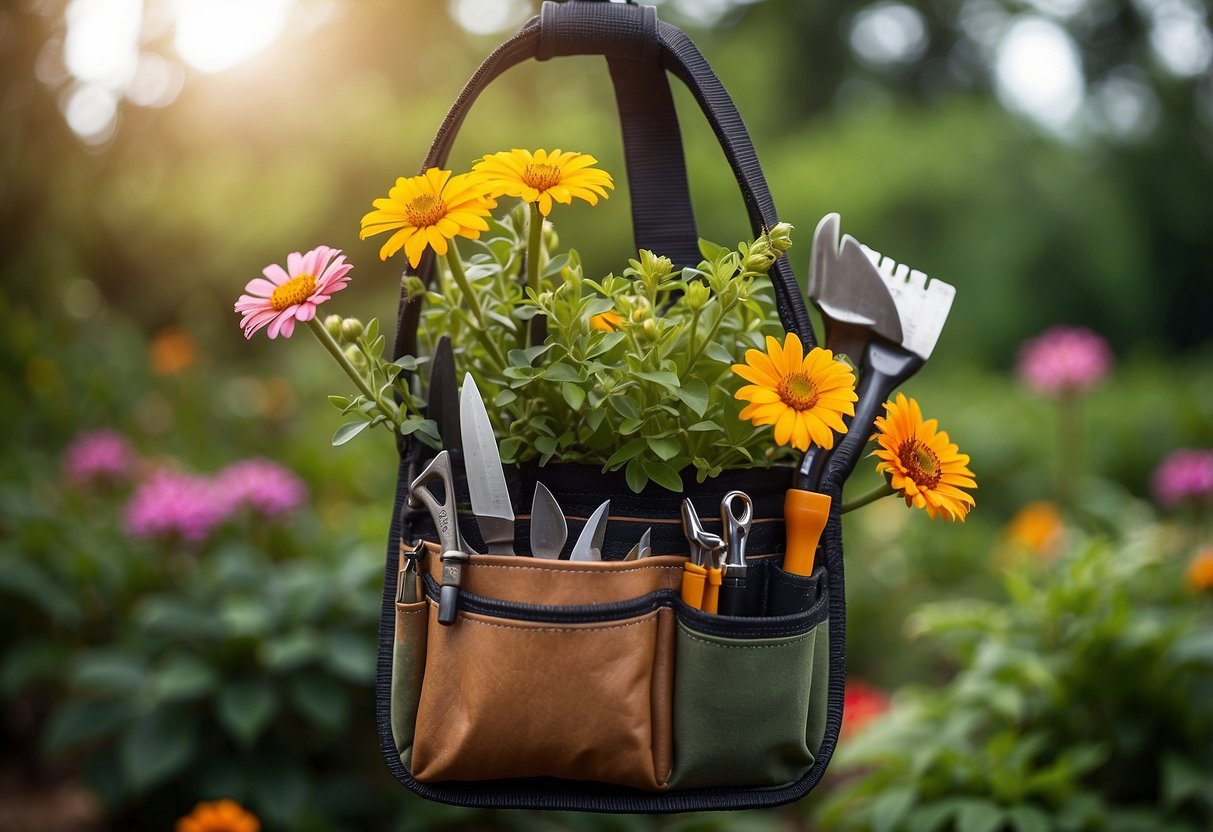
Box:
428 335 461 454
459 373 515 555
624 528 651 561
530 481 567 559
569 500 610 561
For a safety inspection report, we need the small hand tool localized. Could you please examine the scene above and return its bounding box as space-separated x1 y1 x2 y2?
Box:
529 481 567 559
396 538 424 604
408 451 467 625
623 528 651 561
679 500 725 612
717 491 753 616
569 500 610 561
428 335 461 454
460 373 515 555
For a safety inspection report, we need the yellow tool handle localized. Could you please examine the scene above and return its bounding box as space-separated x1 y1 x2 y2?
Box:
783 488 832 576
701 567 722 614
680 562 707 608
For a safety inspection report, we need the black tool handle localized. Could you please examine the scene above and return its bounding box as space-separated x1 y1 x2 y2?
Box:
717 575 749 616
817 338 925 494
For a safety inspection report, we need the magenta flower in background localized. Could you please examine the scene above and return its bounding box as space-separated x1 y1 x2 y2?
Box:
215 458 308 518
62 430 138 487
1152 449 1213 509
123 470 229 543
235 245 353 339
1016 325 1113 396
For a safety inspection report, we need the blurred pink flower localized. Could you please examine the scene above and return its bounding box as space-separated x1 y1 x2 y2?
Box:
215 458 307 518
62 430 138 487
1016 325 1113 396
235 246 352 339
123 470 229 542
1152 448 1213 509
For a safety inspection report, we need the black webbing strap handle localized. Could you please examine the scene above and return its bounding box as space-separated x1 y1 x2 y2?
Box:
391 0 814 388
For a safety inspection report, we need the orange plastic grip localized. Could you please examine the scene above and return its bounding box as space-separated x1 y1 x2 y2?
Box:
701 567 722 614
783 488 831 576
680 562 707 608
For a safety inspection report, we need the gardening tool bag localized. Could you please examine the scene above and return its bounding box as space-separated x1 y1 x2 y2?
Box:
376 0 848 812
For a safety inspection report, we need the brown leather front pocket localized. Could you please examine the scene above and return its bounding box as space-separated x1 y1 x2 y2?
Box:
410 601 674 790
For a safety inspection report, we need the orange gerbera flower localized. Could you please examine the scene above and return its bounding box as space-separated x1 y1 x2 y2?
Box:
731 332 858 452
872 393 977 521
175 799 260 832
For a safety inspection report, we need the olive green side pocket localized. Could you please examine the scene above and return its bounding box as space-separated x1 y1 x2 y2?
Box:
391 600 429 769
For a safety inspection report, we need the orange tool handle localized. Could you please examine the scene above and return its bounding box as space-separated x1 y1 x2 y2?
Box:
701 567 722 614
680 562 707 609
783 488 831 576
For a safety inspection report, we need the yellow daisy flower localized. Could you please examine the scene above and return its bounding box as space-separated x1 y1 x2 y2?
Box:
359 168 496 268
731 332 858 452
590 311 623 332
473 148 614 217
872 393 977 522
175 799 260 832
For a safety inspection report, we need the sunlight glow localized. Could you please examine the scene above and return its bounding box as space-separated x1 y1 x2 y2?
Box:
994 16 1084 133
448 0 530 36
64 0 141 89
174 0 294 74
851 2 929 67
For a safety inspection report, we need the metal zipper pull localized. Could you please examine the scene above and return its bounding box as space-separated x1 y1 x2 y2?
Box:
396 538 425 604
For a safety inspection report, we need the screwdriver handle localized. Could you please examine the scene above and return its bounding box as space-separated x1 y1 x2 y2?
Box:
783 488 831 576
680 563 707 609
702 567 722 614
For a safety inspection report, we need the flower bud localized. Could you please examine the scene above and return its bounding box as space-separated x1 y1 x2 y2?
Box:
684 281 711 310
325 314 343 339
768 222 794 255
742 238 775 275
402 275 427 300
344 346 367 369
341 317 364 340
641 318 659 339
542 220 559 251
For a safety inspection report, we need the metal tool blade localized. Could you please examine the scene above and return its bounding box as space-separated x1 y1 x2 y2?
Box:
569 500 610 561
428 335 461 453
459 373 515 555
861 244 956 361
624 528 651 561
809 213 902 351
529 481 567 559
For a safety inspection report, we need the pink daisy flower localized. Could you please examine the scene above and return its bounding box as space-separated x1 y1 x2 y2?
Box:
235 246 353 339
1152 448 1213 509
123 469 230 543
214 458 308 518
62 429 139 487
1016 325 1113 396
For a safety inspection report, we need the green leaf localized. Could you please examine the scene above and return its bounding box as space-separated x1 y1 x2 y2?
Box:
625 459 648 493
586 332 626 358
609 396 640 420
364 317 380 345
705 342 736 364
392 354 419 370
604 438 648 468
955 799 1005 832
698 238 729 261
689 420 723 432
634 370 680 389
1162 754 1210 808
43 697 133 754
327 394 351 410
508 344 554 367
561 383 586 411
332 420 372 446
71 651 148 694
1172 630 1213 666
619 418 644 436
260 630 323 671
323 632 376 683
869 786 917 832
487 310 517 331
217 681 277 748
1007 806 1051 832
535 436 558 457
586 407 606 432
289 674 349 733
150 654 216 702
494 388 518 407
544 362 583 383
646 436 681 461
674 378 709 416
0 640 69 696
643 462 683 492
119 707 197 793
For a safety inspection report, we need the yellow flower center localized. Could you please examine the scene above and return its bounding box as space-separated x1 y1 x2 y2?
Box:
269 274 316 312
405 193 447 227
522 163 562 191
898 439 942 490
777 372 819 411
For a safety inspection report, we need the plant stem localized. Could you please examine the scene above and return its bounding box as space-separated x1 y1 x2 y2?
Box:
526 202 543 298
841 481 896 514
1057 391 1081 511
685 298 734 370
307 318 398 427
445 247 508 369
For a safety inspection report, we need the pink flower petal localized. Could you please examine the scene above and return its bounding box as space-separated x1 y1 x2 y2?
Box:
243 278 278 298
286 251 304 276
296 302 316 322
267 309 295 339
278 316 296 338
263 263 290 285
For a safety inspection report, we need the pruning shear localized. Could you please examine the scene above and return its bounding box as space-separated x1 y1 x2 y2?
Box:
679 499 725 614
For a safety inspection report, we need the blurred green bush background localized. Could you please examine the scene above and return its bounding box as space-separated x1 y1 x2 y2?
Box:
1 0 1210 830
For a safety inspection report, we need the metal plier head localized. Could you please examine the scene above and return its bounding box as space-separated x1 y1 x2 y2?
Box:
680 499 725 570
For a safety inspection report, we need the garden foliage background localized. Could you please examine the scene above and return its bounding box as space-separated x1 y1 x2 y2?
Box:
1 0 1210 830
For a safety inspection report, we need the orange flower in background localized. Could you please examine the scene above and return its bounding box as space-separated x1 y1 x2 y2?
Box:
731 332 858 452
175 799 259 832
473 148 614 216
590 311 623 332
150 325 197 375
842 679 890 737
359 168 496 267
872 393 976 522
1003 501 1065 557
1187 548 1213 592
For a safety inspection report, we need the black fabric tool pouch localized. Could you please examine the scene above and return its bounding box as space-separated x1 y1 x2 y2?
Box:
376 0 847 812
